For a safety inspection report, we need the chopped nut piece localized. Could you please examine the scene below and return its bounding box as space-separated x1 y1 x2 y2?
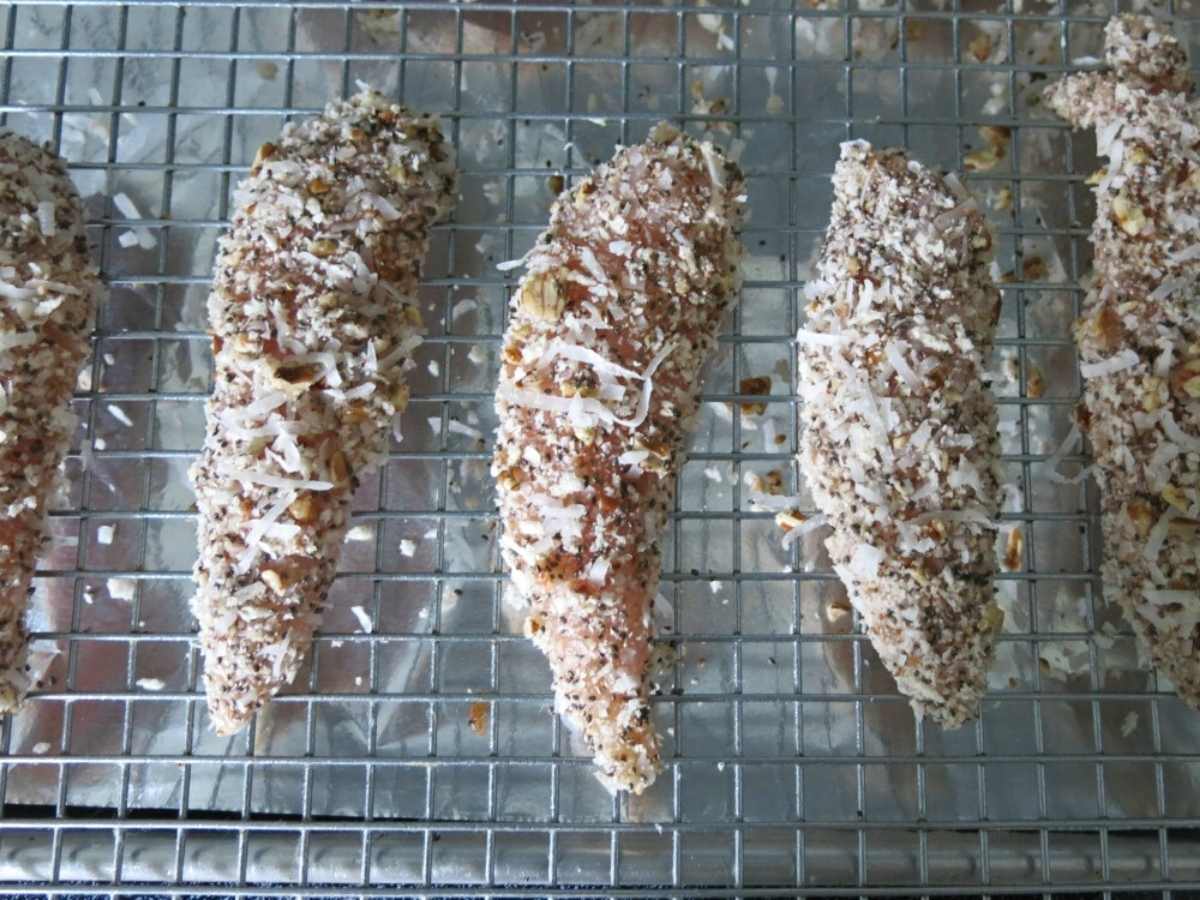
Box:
739 376 771 416
1162 484 1190 513
307 178 330 195
261 569 289 595
1111 192 1148 236
496 466 524 491
1022 256 1047 282
1004 527 1023 571
825 598 852 624
1086 305 1124 352
1126 499 1155 536
979 125 1012 150
1170 358 1200 400
272 362 322 389
252 142 277 171
310 238 337 257
775 510 807 531
329 450 350 484
519 271 564 322
1026 365 1045 399
967 33 992 63
964 146 1001 173
390 382 410 411
468 701 489 737
289 493 319 525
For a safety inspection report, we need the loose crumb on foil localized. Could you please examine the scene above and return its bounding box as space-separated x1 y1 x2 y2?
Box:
106 403 133 427
1121 710 1139 738
106 577 137 602
349 605 373 634
345 524 373 542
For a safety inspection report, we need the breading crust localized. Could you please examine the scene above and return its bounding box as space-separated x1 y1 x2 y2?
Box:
190 89 455 734
798 141 1003 727
1047 17 1200 706
0 133 102 712
492 124 745 793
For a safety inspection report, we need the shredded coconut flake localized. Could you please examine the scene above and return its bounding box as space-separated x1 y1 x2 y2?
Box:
107 577 136 601
846 543 884 580
795 327 848 346
106 404 133 427
1080 349 1140 379
884 341 922 391
36 201 56 236
113 192 140 219
448 419 483 440
1120 711 1139 738
220 464 334 492
236 489 297 574
1161 409 1200 453
780 513 828 548
350 605 373 634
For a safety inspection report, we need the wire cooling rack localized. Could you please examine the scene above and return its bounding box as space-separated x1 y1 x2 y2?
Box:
3 0 1200 895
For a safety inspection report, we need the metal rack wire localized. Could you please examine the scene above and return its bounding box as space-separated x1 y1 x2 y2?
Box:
2 0 1200 895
